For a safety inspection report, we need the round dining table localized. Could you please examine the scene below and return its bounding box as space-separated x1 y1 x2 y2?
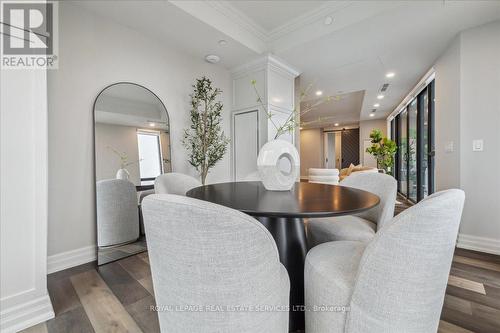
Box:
186 181 380 332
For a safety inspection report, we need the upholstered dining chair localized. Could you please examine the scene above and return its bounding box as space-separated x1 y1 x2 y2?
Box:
138 189 154 235
96 179 139 247
154 172 201 195
305 189 465 333
308 168 340 185
142 194 290 333
307 172 397 247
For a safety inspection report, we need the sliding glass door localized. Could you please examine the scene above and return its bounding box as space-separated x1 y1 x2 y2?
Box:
408 99 418 202
392 80 435 202
398 109 408 196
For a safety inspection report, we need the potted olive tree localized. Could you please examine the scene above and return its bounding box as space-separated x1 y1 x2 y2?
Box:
366 129 397 175
182 77 229 185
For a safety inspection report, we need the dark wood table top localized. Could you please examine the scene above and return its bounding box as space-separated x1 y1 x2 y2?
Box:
186 181 380 218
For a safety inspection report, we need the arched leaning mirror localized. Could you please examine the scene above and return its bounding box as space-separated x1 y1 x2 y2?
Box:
93 82 170 265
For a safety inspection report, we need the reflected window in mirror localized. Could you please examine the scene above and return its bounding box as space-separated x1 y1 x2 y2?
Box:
137 130 163 186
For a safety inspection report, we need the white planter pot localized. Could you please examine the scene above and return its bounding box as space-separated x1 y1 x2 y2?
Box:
116 168 130 180
257 139 300 191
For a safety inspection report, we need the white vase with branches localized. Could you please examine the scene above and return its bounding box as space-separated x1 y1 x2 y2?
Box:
251 80 333 191
108 147 142 181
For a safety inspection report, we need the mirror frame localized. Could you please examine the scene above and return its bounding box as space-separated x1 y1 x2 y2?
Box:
92 82 171 265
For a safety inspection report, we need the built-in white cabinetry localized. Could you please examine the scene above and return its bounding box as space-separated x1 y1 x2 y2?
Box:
231 55 300 180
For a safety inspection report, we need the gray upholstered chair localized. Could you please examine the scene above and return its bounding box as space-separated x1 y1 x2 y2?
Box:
138 189 154 235
142 194 290 333
307 173 397 247
154 172 201 195
96 179 139 247
305 189 465 333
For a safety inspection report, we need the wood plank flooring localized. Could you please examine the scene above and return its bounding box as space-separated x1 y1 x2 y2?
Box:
21 247 500 333
21 198 500 332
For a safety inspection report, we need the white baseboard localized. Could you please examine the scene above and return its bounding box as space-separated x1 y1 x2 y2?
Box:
47 245 96 274
457 233 500 255
0 294 54 333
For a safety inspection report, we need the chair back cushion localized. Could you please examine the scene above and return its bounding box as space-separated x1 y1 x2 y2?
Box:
154 172 201 195
341 173 397 229
96 179 139 247
347 189 465 333
142 194 287 332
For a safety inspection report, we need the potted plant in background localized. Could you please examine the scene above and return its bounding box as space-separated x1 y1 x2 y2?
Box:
251 80 337 191
365 129 397 175
183 77 229 185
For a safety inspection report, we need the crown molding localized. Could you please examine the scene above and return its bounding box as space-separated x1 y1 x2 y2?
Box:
205 1 268 42
231 54 300 78
267 1 351 41
169 0 267 53
203 1 353 46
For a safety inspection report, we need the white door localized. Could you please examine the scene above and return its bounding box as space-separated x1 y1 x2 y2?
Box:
233 110 259 181
323 132 336 168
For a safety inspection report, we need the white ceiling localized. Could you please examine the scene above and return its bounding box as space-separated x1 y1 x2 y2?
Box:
229 1 327 31
103 84 164 106
73 1 258 68
74 1 500 126
300 91 365 128
95 83 169 129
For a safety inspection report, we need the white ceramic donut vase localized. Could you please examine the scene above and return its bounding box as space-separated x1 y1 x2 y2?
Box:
257 139 300 191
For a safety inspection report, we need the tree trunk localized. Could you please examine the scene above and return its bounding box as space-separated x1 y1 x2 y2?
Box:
201 168 207 185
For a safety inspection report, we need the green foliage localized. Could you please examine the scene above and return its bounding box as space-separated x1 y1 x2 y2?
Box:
365 129 397 175
182 77 229 184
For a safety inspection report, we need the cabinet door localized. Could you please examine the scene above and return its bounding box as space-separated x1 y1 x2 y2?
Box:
233 110 259 181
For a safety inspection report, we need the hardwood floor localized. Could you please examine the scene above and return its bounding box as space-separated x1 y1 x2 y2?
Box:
22 247 500 333
22 198 500 333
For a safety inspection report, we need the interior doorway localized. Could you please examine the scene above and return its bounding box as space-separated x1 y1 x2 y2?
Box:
323 129 360 169
323 131 342 169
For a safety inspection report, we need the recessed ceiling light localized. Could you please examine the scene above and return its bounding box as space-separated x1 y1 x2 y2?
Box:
377 95 384 99
149 122 156 127
272 97 282 103
373 103 380 107
205 54 220 64
334 123 339 126
316 90 323 96
324 16 333 25
299 127 304 130
218 39 227 46
385 72 395 78
369 113 375 117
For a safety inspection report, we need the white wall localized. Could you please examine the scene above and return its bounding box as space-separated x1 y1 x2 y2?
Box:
359 119 387 166
433 20 500 254
458 21 500 253
95 123 141 185
1 70 54 330
299 128 323 178
47 2 232 261
434 36 461 191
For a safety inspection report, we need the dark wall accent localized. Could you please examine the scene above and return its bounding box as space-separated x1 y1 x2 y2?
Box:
341 128 360 168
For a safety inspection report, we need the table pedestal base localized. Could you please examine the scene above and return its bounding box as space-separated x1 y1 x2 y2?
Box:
256 217 307 332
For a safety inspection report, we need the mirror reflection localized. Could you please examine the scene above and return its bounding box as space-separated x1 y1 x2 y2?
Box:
94 82 170 265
